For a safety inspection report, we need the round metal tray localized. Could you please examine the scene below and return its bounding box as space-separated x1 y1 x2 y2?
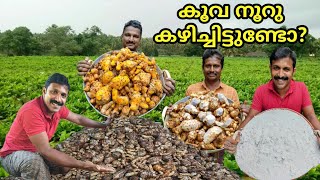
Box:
162 96 235 153
235 108 320 179
83 53 166 118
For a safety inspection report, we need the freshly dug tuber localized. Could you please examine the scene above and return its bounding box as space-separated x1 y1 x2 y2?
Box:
83 48 163 117
166 91 242 150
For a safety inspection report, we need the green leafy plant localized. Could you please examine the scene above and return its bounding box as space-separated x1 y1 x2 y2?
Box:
0 56 319 178
224 152 245 177
298 165 320 180
0 166 9 177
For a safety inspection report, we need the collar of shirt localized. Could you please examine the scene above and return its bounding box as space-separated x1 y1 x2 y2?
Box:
39 96 53 120
267 79 295 98
201 80 226 92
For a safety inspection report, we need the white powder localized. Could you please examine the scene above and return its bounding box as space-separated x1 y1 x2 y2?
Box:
236 109 320 180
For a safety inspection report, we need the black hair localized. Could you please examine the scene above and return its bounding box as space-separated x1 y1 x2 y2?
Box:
202 49 224 69
122 20 142 36
45 73 70 91
270 47 296 68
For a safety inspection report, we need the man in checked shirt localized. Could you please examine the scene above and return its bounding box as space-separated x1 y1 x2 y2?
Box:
186 49 249 164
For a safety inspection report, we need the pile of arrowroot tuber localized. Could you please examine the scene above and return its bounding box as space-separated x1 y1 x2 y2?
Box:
165 91 242 150
83 48 163 117
52 117 240 180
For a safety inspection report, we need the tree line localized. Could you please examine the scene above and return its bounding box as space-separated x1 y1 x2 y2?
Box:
0 24 319 57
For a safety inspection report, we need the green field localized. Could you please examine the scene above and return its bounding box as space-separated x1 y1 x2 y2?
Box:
0 56 320 178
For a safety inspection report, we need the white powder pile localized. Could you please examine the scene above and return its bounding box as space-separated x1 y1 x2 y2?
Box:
236 109 320 180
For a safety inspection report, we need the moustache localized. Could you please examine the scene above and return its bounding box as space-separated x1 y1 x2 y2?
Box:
274 76 289 81
208 72 218 76
50 99 64 106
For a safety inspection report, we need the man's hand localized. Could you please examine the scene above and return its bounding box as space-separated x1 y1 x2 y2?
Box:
240 100 250 118
163 78 176 96
77 57 93 76
83 161 116 173
224 130 241 154
165 105 173 116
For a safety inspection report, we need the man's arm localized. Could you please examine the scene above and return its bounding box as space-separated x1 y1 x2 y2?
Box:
302 105 320 130
238 86 263 128
238 108 261 129
29 132 115 172
240 100 250 116
65 111 111 128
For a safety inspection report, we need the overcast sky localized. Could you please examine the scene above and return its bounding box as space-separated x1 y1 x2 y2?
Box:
1 0 319 39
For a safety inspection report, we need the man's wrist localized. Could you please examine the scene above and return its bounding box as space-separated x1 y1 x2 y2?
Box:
314 130 320 137
100 121 107 127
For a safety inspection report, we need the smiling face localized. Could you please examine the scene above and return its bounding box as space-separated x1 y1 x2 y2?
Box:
42 83 68 115
202 55 222 82
270 57 296 94
121 26 141 51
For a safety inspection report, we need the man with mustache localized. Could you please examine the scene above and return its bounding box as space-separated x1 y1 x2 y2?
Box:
224 47 320 154
186 49 240 103
0 73 115 179
77 20 176 96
